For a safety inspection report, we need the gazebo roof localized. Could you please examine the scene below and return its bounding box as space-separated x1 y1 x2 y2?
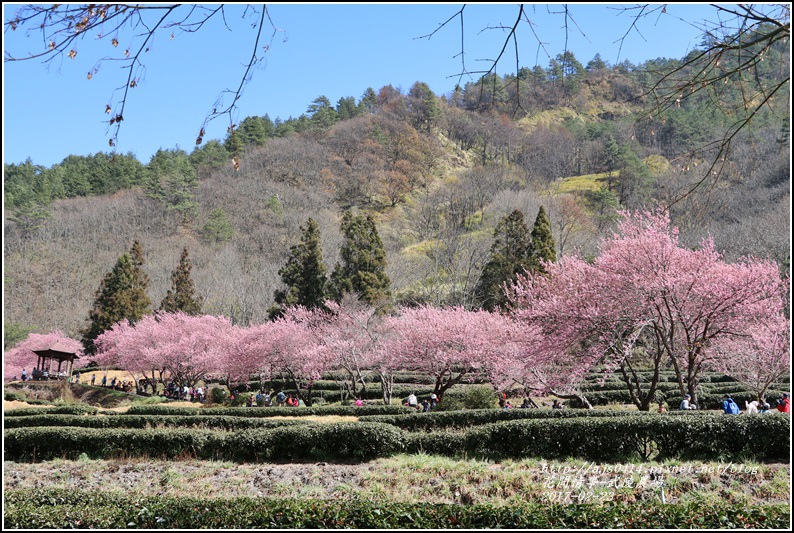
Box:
32 341 81 361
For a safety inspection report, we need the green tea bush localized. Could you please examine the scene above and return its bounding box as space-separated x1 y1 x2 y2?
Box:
432 386 499 411
208 387 227 405
3 427 219 461
404 430 467 456
3 488 789 529
3 414 313 431
363 408 658 431
4 412 788 464
3 405 98 417
4 423 405 463
125 404 413 417
461 414 790 462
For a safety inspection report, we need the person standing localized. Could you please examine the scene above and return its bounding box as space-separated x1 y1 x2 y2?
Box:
21 369 27 382
430 394 438 410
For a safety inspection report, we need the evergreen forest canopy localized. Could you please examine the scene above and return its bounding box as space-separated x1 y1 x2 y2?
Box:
4 32 790 343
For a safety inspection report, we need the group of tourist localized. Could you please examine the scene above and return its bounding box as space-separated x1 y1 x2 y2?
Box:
405 392 439 412
744 393 790 415
19 368 70 381
162 381 204 402
243 389 304 407
668 392 790 414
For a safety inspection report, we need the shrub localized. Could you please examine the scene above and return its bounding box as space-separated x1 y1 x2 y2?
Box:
125 404 413 418
433 386 499 411
209 387 227 405
3 423 405 463
3 405 98 417
4 411 788 464
3 414 313 431
3 488 790 529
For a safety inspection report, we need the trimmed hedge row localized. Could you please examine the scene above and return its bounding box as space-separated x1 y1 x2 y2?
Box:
582 371 744 384
124 404 414 417
5 414 789 463
3 423 404 462
452 414 790 462
569 389 789 408
581 381 685 394
580 381 789 399
311 386 436 404
362 408 718 431
4 405 99 417
3 414 314 431
5 488 789 529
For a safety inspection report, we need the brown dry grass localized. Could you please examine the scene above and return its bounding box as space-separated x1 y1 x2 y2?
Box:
3 400 51 411
75 369 143 384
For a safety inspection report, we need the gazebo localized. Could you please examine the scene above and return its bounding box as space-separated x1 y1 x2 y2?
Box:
32 341 80 380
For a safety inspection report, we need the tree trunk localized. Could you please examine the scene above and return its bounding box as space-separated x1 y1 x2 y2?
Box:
379 372 393 405
551 389 593 409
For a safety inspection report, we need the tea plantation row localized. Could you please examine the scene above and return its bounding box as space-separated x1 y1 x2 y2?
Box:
5 414 789 463
4 488 788 529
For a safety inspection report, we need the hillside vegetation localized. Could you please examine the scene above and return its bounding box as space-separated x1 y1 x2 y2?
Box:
4 41 790 339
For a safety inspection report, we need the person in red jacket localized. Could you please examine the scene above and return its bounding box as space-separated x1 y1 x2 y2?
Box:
776 393 790 414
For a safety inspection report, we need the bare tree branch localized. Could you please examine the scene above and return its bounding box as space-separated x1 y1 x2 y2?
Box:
615 3 790 204
4 3 279 152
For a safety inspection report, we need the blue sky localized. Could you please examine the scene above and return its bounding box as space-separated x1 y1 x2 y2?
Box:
3 3 725 168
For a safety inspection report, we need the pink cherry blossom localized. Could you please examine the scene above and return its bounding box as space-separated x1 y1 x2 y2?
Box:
4 331 83 381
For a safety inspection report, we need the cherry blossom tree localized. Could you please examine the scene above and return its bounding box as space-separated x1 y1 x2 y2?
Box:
4 331 83 382
222 321 269 387
384 305 520 400
232 308 334 406
303 297 401 404
508 209 790 408
92 318 155 391
598 210 788 405
711 315 791 402
94 312 233 389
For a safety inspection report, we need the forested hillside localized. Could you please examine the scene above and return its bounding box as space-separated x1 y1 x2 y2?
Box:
4 38 790 343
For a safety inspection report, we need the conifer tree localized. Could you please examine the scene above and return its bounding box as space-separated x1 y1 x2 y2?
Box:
529 205 557 273
268 218 328 320
160 247 202 315
145 149 199 223
474 209 533 311
328 210 391 306
82 240 152 353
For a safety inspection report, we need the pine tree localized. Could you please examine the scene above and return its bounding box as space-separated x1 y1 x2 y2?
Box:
529 205 557 273
145 149 199 223
82 240 152 353
200 207 234 244
474 209 533 311
160 247 202 315
268 218 328 320
328 210 391 306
